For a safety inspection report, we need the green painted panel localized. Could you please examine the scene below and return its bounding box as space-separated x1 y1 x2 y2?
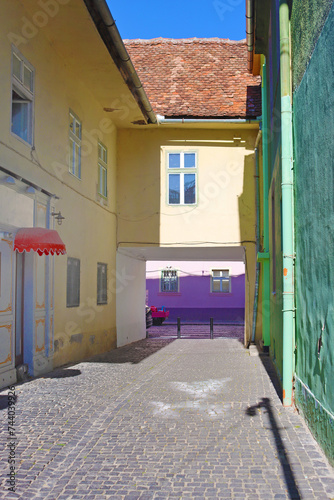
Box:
293 4 334 457
291 0 333 90
295 379 334 467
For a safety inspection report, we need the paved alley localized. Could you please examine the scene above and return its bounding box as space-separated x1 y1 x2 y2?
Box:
1 338 334 499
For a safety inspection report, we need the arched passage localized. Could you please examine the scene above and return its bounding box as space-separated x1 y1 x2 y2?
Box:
116 245 257 348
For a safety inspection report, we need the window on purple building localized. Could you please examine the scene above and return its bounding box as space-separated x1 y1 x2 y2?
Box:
160 269 178 292
211 269 230 293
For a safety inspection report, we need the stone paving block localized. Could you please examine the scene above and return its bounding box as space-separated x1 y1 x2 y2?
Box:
1 338 334 499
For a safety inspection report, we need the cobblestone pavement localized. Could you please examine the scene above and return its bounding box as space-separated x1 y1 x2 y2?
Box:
1 338 334 499
147 324 244 340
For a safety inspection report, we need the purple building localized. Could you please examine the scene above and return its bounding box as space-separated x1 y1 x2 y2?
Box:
146 261 245 324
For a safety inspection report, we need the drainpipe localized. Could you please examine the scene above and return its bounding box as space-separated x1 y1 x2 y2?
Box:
246 0 254 72
156 115 260 125
279 0 295 407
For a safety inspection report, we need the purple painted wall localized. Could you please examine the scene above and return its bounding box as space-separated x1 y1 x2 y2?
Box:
146 272 245 324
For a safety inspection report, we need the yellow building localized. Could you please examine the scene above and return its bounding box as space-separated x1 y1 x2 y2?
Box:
0 0 154 388
0 1 261 389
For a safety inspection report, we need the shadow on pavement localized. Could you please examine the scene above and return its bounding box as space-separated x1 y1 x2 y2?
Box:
246 397 301 500
258 352 283 403
0 394 10 410
88 338 176 365
41 368 82 379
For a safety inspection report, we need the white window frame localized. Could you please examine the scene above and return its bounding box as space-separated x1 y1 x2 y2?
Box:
98 142 108 198
167 151 197 205
160 268 179 293
211 269 231 293
69 110 82 179
11 46 34 145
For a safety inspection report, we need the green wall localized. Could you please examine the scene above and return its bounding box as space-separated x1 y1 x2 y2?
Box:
293 4 334 465
291 0 333 90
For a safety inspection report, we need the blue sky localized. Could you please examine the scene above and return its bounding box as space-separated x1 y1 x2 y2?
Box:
107 0 246 41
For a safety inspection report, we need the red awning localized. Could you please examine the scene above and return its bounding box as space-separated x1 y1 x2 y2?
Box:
14 228 66 256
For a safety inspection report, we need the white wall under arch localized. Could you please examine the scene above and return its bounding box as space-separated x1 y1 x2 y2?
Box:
116 251 146 347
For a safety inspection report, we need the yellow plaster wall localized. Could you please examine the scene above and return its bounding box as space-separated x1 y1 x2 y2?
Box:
118 126 259 343
0 0 126 367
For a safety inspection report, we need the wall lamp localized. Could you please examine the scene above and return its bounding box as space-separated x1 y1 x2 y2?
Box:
51 211 65 225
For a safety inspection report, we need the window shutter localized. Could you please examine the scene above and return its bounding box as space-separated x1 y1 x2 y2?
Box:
97 262 107 305
67 257 80 307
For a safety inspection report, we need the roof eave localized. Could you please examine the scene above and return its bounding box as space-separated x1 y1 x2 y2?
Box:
83 0 157 124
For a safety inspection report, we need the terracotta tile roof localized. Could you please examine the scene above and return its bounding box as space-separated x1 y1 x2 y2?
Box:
124 38 262 119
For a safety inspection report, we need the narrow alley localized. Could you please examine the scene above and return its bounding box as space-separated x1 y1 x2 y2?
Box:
1 338 334 499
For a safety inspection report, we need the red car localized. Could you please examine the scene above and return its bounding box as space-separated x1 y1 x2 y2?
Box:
150 306 170 326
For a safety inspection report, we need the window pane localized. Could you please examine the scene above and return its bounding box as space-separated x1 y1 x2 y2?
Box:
69 139 75 174
102 167 107 196
212 270 220 277
69 114 74 132
169 174 180 204
184 153 196 168
75 120 81 139
213 280 220 292
184 174 196 204
99 165 107 197
12 89 30 143
23 65 33 91
221 270 229 278
75 143 81 177
169 153 180 168
13 54 21 80
222 280 230 292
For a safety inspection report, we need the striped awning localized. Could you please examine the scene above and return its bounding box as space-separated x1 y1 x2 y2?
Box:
14 228 66 256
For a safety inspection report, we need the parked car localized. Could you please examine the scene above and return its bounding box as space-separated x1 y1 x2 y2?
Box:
146 305 153 329
150 306 170 326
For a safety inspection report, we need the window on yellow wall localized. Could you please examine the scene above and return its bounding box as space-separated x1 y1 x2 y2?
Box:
167 152 197 205
69 111 81 178
11 48 34 145
98 142 107 198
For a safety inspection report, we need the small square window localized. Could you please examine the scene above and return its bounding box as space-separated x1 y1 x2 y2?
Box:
168 153 180 168
184 153 196 168
211 269 230 293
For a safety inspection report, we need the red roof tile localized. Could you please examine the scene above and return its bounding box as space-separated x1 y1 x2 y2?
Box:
124 38 261 119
